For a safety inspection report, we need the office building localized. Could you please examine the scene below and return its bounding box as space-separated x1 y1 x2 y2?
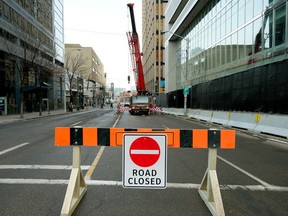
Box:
162 0 288 114
0 0 64 114
142 0 167 95
64 44 106 107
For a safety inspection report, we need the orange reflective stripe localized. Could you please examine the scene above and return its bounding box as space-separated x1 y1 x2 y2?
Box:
55 127 70 146
167 129 180 148
83 128 97 146
110 128 125 146
193 130 208 148
137 128 152 132
220 130 236 149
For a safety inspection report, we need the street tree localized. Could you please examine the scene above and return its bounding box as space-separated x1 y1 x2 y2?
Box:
64 51 88 110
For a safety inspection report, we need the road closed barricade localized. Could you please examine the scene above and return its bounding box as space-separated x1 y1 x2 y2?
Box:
55 127 235 216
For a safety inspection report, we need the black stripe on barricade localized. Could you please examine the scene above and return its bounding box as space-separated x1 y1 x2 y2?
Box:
70 128 83 146
152 128 166 132
98 128 110 146
180 130 192 148
124 128 137 131
208 130 220 148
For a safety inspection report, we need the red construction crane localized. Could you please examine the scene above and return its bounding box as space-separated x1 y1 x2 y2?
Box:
126 3 153 115
126 3 146 94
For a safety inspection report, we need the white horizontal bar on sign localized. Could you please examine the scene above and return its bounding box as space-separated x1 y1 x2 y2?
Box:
130 150 159 154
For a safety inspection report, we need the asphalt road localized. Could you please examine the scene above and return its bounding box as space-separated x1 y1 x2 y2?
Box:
0 108 287 216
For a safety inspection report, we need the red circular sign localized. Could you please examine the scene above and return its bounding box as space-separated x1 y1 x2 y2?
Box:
129 137 160 167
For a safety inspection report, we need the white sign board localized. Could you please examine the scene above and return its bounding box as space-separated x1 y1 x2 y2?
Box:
123 134 167 189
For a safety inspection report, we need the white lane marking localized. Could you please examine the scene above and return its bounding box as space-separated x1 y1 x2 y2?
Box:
29 123 43 127
0 178 287 191
267 138 288 145
112 114 121 128
217 155 271 187
0 142 30 156
0 178 68 185
84 146 105 180
70 121 82 127
0 165 90 170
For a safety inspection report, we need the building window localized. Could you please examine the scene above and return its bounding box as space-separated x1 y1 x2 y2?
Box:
3 3 10 20
263 11 273 49
275 5 286 46
0 1 3 17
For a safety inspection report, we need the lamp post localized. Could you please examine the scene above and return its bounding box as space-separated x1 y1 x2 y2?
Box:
162 31 189 116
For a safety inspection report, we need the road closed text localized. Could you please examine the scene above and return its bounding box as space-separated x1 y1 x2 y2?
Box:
127 169 162 185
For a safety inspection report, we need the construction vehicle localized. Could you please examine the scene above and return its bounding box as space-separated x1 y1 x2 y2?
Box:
126 3 153 115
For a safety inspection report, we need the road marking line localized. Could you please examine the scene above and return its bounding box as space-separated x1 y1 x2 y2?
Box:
84 146 105 180
0 165 90 170
218 155 271 187
113 114 121 128
267 138 288 145
0 178 287 191
70 121 82 127
0 142 30 156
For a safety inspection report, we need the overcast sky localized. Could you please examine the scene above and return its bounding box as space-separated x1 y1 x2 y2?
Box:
63 0 142 89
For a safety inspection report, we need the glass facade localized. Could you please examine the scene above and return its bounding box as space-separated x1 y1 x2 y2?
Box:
0 0 65 113
176 0 287 89
54 0 64 63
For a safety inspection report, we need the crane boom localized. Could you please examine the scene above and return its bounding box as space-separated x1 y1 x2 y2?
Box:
127 3 146 94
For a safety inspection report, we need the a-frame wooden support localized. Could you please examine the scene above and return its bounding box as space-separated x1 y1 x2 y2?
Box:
60 146 87 216
198 149 225 216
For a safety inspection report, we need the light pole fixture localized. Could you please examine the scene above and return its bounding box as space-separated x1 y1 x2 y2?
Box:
162 31 190 116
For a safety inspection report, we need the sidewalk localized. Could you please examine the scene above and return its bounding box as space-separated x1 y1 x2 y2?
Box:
0 109 67 124
0 106 106 124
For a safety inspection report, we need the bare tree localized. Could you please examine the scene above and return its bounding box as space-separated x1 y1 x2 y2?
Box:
64 51 88 110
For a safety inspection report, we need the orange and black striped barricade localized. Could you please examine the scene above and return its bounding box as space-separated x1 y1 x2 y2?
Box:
55 127 235 216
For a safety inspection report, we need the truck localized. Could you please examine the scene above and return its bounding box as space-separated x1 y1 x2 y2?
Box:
126 3 153 115
129 95 152 115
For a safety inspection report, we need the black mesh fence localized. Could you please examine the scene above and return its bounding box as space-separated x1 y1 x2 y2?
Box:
157 60 288 114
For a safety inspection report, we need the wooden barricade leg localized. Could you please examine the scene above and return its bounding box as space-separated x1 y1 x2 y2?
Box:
198 149 225 216
60 146 87 216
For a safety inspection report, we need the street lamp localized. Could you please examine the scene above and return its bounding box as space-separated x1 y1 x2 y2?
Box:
162 31 190 116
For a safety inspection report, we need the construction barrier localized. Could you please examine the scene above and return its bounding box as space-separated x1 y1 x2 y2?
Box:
118 107 131 112
254 114 288 138
117 107 163 112
178 109 288 138
55 127 235 216
226 112 257 131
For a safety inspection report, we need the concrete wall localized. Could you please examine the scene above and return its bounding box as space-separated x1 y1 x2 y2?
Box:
161 108 288 139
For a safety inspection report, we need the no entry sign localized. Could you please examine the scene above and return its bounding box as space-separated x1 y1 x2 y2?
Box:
123 134 167 189
130 136 160 167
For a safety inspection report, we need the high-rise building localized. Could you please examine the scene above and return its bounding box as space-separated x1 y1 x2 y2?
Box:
162 0 288 114
142 0 167 95
0 0 64 114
